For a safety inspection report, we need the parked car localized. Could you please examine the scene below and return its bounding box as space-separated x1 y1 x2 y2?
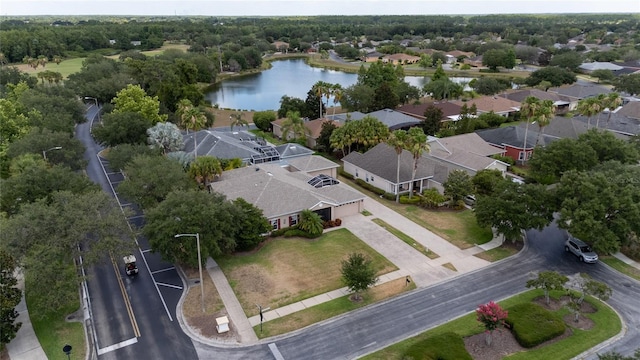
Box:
463 195 476 206
565 237 598 263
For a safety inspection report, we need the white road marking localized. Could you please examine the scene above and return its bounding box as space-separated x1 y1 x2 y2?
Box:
268 343 285 360
97 337 138 355
151 267 176 274
156 282 183 290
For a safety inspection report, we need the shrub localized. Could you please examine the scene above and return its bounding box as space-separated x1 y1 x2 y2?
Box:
355 178 385 195
399 195 421 204
283 229 321 239
338 167 354 180
404 332 472 360
511 167 528 178
505 303 566 348
420 188 447 208
382 192 396 200
492 154 515 166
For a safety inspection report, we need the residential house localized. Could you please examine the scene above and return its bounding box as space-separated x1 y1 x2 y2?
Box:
271 118 309 141
182 129 313 164
363 51 384 62
366 109 422 130
325 112 367 122
302 118 341 150
516 116 631 141
571 113 640 139
579 61 624 73
343 143 444 196
463 55 484 68
209 159 364 229
548 84 611 111
452 96 521 117
272 41 290 53
476 126 554 163
499 89 572 114
617 101 640 120
426 133 509 177
445 50 475 63
397 101 463 122
381 53 420 65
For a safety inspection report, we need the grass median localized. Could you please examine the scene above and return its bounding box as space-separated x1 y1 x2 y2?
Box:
371 218 439 259
362 289 621 360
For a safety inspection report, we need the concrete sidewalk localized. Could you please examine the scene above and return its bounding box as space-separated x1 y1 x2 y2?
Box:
6 272 47 360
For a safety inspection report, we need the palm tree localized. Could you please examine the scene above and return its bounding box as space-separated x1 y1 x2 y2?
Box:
387 129 409 202
535 100 557 147
332 84 343 117
281 111 307 141
519 96 540 164
602 92 622 128
188 156 223 188
177 99 207 158
229 112 248 131
313 81 327 118
576 97 601 129
406 127 429 199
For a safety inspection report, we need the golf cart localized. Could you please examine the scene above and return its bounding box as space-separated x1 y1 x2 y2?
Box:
124 255 139 276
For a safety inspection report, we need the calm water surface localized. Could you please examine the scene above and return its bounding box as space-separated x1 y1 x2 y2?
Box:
205 59 472 111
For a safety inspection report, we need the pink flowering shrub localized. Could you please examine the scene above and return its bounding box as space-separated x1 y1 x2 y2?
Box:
476 301 508 345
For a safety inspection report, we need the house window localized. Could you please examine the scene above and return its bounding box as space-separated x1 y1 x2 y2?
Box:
518 151 525 160
271 219 280 230
355 170 359 177
371 176 374 182
289 214 298 226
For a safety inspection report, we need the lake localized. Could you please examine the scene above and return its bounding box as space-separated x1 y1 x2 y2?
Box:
205 59 473 111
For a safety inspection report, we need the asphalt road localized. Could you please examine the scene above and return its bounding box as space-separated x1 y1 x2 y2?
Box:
77 106 198 359
78 105 638 359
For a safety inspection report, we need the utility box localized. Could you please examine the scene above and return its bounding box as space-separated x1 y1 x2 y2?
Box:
216 316 230 333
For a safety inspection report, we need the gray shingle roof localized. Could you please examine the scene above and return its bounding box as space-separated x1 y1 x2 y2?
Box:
343 143 435 184
366 109 422 130
182 130 314 163
548 84 611 100
209 161 364 218
475 126 553 150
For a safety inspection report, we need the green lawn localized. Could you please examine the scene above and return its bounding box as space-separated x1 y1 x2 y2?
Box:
17 57 86 79
339 175 492 249
217 228 397 316
362 289 621 360
26 283 85 360
254 277 415 338
600 256 640 281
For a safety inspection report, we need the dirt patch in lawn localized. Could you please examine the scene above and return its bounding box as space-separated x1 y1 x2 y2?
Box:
181 266 227 339
221 231 396 317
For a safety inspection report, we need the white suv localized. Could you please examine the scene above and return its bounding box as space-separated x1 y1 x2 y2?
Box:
565 237 598 263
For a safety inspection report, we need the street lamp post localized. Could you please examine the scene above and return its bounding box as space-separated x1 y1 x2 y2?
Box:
42 146 62 161
174 233 205 313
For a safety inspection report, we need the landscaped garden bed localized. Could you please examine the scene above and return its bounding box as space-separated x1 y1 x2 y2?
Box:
362 289 620 360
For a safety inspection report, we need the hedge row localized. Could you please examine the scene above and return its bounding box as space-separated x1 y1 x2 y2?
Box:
505 303 566 348
404 332 472 360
